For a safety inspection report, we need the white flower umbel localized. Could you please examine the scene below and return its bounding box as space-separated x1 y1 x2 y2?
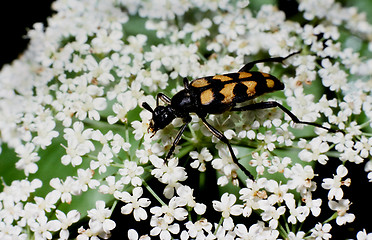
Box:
1 0 372 239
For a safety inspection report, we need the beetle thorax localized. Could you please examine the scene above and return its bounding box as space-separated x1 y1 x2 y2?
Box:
171 89 195 116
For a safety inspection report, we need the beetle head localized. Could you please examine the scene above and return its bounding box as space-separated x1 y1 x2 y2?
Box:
142 102 176 136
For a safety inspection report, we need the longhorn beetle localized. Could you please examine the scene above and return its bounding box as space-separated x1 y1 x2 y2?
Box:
142 51 336 179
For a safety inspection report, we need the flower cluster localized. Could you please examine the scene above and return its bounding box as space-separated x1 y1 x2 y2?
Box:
1 0 372 239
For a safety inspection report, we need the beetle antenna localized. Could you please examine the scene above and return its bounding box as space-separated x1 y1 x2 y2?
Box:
183 77 190 89
142 102 154 113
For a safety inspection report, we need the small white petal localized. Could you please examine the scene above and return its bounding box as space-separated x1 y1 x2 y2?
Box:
194 203 206 215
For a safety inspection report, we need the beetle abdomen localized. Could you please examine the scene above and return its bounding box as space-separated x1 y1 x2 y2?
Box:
190 72 283 113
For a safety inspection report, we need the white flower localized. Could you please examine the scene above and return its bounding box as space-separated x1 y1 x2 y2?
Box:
317 95 338 117
357 229 372 240
84 56 114 84
354 136 372 158
189 147 213 172
150 216 180 240
328 199 356 225
111 133 131 153
284 193 310 224
150 157 187 198
250 151 270 175
234 221 280 239
184 219 213 239
34 191 59 212
61 139 87 166
63 122 94 152
119 160 144 186
76 168 100 192
267 156 291 174
150 197 188 224
319 58 348 91
75 94 107 121
32 118 59 149
303 195 322 217
87 200 116 235
90 145 113 174
115 187 151 221
2 179 42 204
91 130 113 147
212 145 238 186
108 91 137 124
176 185 206 215
332 132 354 152
128 229 151 240
256 131 277 151
259 201 286 229
91 29 123 53
287 231 306 240
321 165 350 200
15 143 40 176
328 109 350 130
139 69 169 92
99 176 124 195
213 193 243 229
284 164 316 196
49 177 80 204
298 137 330 164
182 18 212 41
132 110 153 141
1 200 24 225
29 215 61 240
339 147 363 164
239 178 267 217
310 223 332 240
56 210 80 240
286 88 320 123
77 216 114 240
275 122 295 146
365 160 372 182
214 12 246 40
265 179 289 204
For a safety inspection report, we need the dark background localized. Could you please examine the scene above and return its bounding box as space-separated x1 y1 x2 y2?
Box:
0 1 54 69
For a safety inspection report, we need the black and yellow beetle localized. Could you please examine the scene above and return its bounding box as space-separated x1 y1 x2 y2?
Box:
142 51 335 179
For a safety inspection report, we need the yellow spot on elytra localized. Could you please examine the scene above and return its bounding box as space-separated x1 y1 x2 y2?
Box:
266 79 275 88
213 75 233 82
261 72 270 78
242 81 257 96
200 89 214 105
191 78 210 88
238 72 252 79
220 82 237 103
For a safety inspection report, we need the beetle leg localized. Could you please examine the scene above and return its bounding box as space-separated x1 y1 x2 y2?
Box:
238 50 301 73
165 116 191 161
156 93 172 106
200 117 254 179
232 101 337 132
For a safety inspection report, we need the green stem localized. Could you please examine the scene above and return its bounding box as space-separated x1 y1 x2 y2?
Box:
110 200 118 217
323 212 338 224
142 179 166 206
214 217 224 235
278 222 288 239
